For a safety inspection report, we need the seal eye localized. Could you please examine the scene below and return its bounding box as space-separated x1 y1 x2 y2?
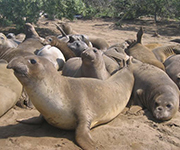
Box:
30 59 37 64
48 38 52 42
166 104 171 109
93 49 97 53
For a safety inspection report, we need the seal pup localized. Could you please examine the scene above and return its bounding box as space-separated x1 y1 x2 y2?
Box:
152 45 180 63
17 23 44 54
0 60 22 117
7 55 134 150
44 36 76 60
129 58 179 121
67 40 89 57
164 55 180 90
36 45 65 70
62 47 110 80
0 33 18 49
59 23 109 51
125 27 165 71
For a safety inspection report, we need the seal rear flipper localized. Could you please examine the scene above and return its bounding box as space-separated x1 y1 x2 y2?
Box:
16 114 45 125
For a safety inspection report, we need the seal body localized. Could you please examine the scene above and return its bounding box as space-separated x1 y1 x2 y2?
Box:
125 27 165 71
129 58 179 121
152 45 177 63
0 60 22 117
8 55 134 150
36 45 65 70
164 55 180 89
62 47 110 80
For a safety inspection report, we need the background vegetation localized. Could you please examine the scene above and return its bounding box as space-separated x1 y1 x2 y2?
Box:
0 0 179 30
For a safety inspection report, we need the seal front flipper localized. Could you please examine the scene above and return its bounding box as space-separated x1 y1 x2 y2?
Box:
75 117 98 150
16 114 45 125
127 89 145 115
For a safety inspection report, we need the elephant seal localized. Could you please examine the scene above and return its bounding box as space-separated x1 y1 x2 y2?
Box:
0 60 22 117
17 23 44 54
62 47 110 80
164 55 180 90
0 33 18 49
152 45 180 63
36 45 65 70
59 23 109 51
125 27 165 71
7 55 134 150
44 36 76 60
67 40 89 57
144 43 162 50
129 58 179 121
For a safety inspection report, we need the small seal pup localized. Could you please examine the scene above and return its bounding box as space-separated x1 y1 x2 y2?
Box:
7 55 134 150
129 58 179 121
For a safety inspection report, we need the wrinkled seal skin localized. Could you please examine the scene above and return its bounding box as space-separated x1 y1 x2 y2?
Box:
129 58 179 121
0 60 22 117
7 55 134 150
164 55 180 90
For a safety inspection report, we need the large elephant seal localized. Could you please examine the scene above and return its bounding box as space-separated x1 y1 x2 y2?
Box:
0 60 22 117
7 55 134 150
164 55 180 90
125 27 165 71
62 47 110 80
129 58 179 121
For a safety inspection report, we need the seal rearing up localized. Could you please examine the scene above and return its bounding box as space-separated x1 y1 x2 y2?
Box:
7 55 134 150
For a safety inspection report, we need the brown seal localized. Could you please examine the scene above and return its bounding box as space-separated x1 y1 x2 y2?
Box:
164 55 180 90
0 33 18 49
152 45 180 63
125 27 165 71
0 60 22 117
7 55 134 150
44 36 76 60
129 58 179 121
62 47 110 80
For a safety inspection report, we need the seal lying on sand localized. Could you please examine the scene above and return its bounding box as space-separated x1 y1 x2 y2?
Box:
125 27 165 71
164 55 180 90
7 55 134 150
0 60 22 117
129 58 179 121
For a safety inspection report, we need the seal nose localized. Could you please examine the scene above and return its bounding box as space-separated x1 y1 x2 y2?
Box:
157 106 163 111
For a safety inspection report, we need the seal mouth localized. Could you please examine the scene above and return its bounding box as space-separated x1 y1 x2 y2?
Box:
7 60 29 77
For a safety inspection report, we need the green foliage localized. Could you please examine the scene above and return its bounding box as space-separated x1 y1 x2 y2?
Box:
0 0 42 29
0 0 179 30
